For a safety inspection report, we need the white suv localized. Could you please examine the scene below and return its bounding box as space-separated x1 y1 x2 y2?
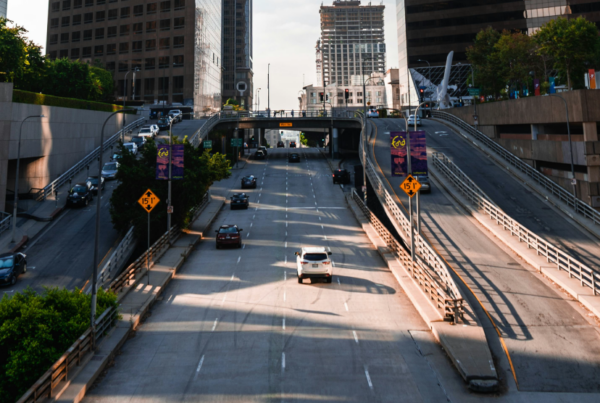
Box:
295 247 333 283
138 127 154 138
168 110 183 123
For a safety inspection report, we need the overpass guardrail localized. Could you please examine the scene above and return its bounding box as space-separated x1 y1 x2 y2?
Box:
34 118 146 202
432 110 600 226
0 212 11 236
433 152 600 296
359 117 464 321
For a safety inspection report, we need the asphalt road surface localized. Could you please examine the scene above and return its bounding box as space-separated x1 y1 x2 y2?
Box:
83 148 469 403
370 118 600 395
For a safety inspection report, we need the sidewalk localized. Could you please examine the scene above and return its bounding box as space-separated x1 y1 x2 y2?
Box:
0 131 139 254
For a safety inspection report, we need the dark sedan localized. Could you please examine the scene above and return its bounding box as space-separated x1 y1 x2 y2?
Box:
230 193 249 209
288 153 301 163
0 252 27 286
333 169 350 184
254 151 266 160
157 118 171 130
86 176 105 195
277 141 285 148
241 175 257 189
417 176 431 194
67 183 93 207
130 136 146 150
290 141 297 148
215 225 243 249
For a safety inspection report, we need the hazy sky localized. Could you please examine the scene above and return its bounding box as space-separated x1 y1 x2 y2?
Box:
7 0 399 110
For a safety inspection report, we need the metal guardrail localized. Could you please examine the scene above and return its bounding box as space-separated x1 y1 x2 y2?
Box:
18 192 211 402
433 152 600 296
351 190 463 320
34 118 146 201
432 110 600 225
0 211 11 236
17 306 118 403
358 117 464 318
94 226 136 290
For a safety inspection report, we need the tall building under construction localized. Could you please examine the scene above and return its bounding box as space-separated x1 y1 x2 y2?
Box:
319 0 386 87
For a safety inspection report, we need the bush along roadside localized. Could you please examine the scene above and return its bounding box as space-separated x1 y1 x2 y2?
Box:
0 287 118 403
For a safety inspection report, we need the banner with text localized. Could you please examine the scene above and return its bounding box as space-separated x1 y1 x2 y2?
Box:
156 145 184 180
390 131 428 177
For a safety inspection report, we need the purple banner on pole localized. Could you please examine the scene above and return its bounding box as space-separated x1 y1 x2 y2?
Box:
390 131 428 177
156 144 169 180
171 144 184 180
391 132 407 177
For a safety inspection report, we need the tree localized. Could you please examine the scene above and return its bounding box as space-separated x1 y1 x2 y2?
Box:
110 138 231 241
300 133 308 146
223 98 245 111
535 16 600 89
466 27 503 98
494 31 538 94
0 17 28 83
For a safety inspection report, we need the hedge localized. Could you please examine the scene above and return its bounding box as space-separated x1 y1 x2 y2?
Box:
12 90 136 114
0 287 118 403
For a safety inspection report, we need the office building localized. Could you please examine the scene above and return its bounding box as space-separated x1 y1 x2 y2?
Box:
221 0 253 110
319 0 386 87
0 0 7 18
45 0 222 115
396 0 600 107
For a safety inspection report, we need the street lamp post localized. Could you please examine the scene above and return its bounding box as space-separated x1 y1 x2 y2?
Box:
122 68 138 142
363 76 383 114
257 88 261 112
548 94 577 200
267 64 270 117
11 115 45 243
91 109 132 346
458 62 477 125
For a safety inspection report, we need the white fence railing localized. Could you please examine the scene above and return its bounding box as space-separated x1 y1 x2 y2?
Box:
0 212 11 236
359 119 464 320
433 152 600 296
432 110 600 226
34 118 146 201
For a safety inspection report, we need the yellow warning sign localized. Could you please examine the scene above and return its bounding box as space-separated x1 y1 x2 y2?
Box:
279 123 293 127
400 174 421 198
138 189 160 213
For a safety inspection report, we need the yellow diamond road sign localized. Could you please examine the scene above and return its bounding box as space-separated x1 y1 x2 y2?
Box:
400 174 421 198
138 189 160 213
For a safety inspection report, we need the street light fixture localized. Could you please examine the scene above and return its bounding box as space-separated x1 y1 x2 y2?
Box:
548 94 577 199
122 68 139 142
11 115 45 243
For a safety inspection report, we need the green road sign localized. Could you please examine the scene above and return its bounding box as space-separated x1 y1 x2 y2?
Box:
468 88 481 96
230 138 243 147
203 140 212 149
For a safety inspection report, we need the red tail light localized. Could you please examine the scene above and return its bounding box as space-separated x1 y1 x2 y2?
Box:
231 235 239 238
322 261 331 265
218 235 226 239
301 261 309 265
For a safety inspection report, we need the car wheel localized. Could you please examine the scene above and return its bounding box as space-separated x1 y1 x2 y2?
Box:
238 242 242 248
84 199 89 207
23 264 27 274
10 275 16 286
297 276 302 284
216 244 220 249
326 276 333 284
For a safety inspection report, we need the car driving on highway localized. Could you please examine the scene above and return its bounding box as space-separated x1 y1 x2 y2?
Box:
254 150 266 160
138 127 155 139
86 176 105 195
332 169 350 184
215 225 243 249
0 252 27 287
157 118 171 130
123 142 138 155
258 146 268 155
241 175 257 189
367 108 379 118
417 175 431 193
407 114 422 127
67 182 93 207
101 162 120 180
290 141 297 148
230 193 249 210
289 153 300 163
277 141 285 148
296 247 333 283
130 136 147 151
168 110 183 123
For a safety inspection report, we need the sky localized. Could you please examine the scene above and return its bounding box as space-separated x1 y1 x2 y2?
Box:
7 0 399 110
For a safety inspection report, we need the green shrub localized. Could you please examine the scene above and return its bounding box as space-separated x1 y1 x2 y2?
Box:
12 90 134 114
0 287 118 403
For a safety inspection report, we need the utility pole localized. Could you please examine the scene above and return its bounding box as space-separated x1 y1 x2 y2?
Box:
268 63 270 117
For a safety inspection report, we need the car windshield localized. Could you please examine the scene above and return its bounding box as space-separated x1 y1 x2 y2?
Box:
140 128 151 132
0 258 14 268
125 144 134 150
71 185 87 193
417 176 429 182
219 227 238 234
232 194 246 199
132 138 143 143
158 119 169 124
104 163 117 170
87 177 99 185
303 253 328 261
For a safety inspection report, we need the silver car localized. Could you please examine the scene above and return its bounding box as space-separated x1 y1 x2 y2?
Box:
101 162 120 180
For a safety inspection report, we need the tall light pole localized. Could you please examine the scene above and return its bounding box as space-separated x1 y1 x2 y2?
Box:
363 76 383 113
256 88 261 111
267 63 270 117
122 69 137 142
417 59 431 116
92 109 132 346
548 94 576 199
11 115 44 243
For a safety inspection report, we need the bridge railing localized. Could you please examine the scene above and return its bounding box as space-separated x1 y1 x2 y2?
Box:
0 212 11 236
358 118 463 321
433 151 600 296
432 110 600 226
218 110 358 119
34 118 146 201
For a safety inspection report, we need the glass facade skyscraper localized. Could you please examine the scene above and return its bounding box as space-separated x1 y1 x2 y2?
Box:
0 0 7 18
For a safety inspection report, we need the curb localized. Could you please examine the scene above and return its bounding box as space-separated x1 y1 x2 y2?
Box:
345 195 498 392
9 236 29 253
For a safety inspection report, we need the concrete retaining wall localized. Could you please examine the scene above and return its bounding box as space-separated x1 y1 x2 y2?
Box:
0 82 126 212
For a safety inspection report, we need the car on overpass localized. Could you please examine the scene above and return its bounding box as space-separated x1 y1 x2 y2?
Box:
277 141 285 148
102 162 120 180
215 225 243 249
230 193 249 210
289 141 297 148
417 175 431 193
295 247 333 283
241 175 257 189
138 126 156 138
288 153 300 163
86 176 105 195
254 150 266 160
0 252 27 287
408 115 422 127
367 109 379 118
168 110 183 123
66 182 93 208
258 146 268 155
130 136 147 151
157 118 171 130
123 142 138 155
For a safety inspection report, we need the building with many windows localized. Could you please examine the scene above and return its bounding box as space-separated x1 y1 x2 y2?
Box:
0 0 7 18
45 0 222 115
396 0 600 108
221 0 253 110
319 0 386 88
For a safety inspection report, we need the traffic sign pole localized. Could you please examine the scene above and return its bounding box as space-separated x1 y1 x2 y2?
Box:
406 133 415 261
138 189 160 285
147 212 150 285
